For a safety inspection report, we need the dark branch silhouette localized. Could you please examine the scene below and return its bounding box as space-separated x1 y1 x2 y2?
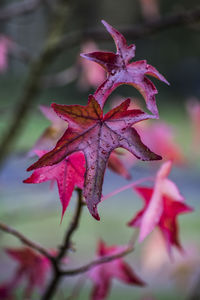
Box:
41 188 84 300
0 221 53 261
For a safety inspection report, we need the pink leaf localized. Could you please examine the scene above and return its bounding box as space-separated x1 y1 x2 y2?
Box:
89 240 145 300
138 122 185 164
128 161 193 255
5 247 51 298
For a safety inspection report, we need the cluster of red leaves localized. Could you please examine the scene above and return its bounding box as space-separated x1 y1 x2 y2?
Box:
0 247 50 299
21 20 193 299
25 20 169 220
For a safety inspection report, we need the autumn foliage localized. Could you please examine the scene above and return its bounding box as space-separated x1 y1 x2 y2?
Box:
0 19 194 300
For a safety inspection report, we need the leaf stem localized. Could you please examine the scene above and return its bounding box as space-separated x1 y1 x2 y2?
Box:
101 176 155 202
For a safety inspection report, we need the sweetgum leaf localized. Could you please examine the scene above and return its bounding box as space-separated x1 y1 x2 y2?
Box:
81 20 169 115
27 96 161 220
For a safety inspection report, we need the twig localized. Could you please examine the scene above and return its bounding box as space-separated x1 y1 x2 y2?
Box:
56 6 200 53
0 0 44 21
57 188 83 261
0 221 53 261
61 245 134 276
41 188 84 300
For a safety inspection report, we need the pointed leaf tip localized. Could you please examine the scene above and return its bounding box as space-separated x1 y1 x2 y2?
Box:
101 20 108 27
90 205 100 221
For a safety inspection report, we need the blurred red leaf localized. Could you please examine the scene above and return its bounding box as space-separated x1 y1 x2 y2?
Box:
138 122 185 165
89 240 145 300
128 161 193 256
4 247 51 298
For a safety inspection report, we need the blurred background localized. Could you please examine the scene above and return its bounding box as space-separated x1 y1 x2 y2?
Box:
0 0 200 299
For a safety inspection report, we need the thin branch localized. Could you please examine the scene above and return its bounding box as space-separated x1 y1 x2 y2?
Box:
6 6 200 66
0 221 53 261
0 0 43 21
61 245 134 276
57 188 83 261
41 188 84 300
56 6 200 53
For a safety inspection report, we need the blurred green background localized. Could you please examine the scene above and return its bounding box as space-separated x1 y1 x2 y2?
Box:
0 0 200 299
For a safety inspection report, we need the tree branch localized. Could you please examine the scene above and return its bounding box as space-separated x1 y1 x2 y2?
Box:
41 188 84 300
61 245 134 276
56 6 200 53
0 0 44 21
0 221 53 261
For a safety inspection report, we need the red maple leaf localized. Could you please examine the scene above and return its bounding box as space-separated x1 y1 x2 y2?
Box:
81 20 169 115
24 151 85 220
89 240 145 300
27 96 161 220
31 105 131 180
4 247 51 298
128 161 193 255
